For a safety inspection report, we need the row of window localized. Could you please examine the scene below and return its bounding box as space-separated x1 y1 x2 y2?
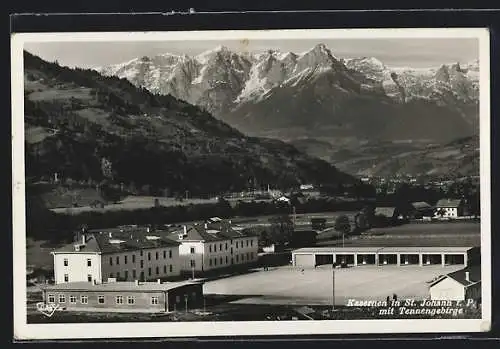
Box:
206 239 254 253
48 292 198 305
109 250 173 266
63 258 92 267
47 294 160 305
109 265 174 280
208 252 254 267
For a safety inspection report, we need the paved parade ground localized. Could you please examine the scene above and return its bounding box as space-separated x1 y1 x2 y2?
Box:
203 265 464 305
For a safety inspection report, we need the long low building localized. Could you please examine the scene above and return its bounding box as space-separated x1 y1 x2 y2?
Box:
39 279 204 313
292 246 480 268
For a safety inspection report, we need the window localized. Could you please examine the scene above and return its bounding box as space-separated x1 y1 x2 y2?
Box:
156 266 159 275
247 240 249 247
190 260 196 267
63 258 68 266
251 240 253 247
48 294 55 303
98 295 105 304
140 250 143 257
58 294 66 303
124 270 128 280
116 256 120 265
151 296 159 305
214 244 217 252
247 252 249 260
117 272 121 279
220 243 223 251
148 268 152 276
214 258 217 266
109 257 113 265
164 265 167 273
163 250 166 259
140 271 144 281
87 259 92 267
190 247 195 254
225 243 228 250
64 274 69 282
69 295 77 304
81 295 88 304
124 255 128 264
169 265 173 273
220 257 223 265
140 260 144 268
242 254 245 261
148 252 151 261
169 250 172 258
132 255 136 263
209 245 212 253
156 252 159 260
209 259 212 266
127 296 135 305
225 256 228 264
132 269 136 278
87 274 92 282
115 296 123 304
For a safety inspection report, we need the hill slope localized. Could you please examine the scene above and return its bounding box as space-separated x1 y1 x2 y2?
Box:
24 51 355 197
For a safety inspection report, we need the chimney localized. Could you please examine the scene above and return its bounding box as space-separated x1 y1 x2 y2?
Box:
465 271 470 282
135 280 139 286
157 279 161 284
81 234 86 245
146 227 150 233
183 225 187 235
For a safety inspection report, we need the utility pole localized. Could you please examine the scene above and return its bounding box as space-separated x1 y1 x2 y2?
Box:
332 263 335 311
184 295 188 313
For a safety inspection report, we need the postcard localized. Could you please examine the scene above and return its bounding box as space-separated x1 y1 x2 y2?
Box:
12 27 491 340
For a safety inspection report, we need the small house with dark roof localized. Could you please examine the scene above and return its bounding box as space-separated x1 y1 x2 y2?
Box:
408 201 434 219
51 229 181 285
429 265 481 302
373 206 400 226
434 199 465 219
171 222 259 275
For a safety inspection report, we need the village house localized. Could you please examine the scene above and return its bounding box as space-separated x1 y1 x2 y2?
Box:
171 221 259 276
40 278 204 313
434 198 465 219
408 201 434 219
429 266 481 302
51 229 182 285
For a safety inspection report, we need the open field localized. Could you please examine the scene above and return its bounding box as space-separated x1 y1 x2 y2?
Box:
203 265 464 305
365 222 480 236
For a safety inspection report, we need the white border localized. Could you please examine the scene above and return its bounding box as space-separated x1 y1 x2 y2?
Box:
12 28 491 340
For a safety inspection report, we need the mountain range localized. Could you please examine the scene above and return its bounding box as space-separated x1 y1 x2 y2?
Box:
97 44 480 177
24 51 355 198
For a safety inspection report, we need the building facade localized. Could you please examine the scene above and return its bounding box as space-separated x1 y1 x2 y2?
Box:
40 280 204 313
52 230 181 284
434 199 465 219
173 223 259 274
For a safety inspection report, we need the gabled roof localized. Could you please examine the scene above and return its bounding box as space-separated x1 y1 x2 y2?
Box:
52 233 180 255
171 223 258 243
435 199 463 208
411 201 433 210
375 207 397 217
430 265 481 288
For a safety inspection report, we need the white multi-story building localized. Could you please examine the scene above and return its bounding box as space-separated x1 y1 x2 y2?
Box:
172 222 259 274
51 230 181 284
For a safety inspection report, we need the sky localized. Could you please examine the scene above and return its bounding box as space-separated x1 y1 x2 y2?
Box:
24 38 479 69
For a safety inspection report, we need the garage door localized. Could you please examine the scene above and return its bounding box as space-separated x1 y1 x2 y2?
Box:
294 253 315 268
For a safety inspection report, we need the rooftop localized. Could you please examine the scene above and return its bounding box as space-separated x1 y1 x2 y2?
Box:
430 265 481 287
435 199 463 208
293 246 476 254
52 232 180 255
170 222 258 243
40 280 203 292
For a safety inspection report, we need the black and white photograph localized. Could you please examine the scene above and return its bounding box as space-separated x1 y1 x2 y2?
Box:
12 27 491 339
